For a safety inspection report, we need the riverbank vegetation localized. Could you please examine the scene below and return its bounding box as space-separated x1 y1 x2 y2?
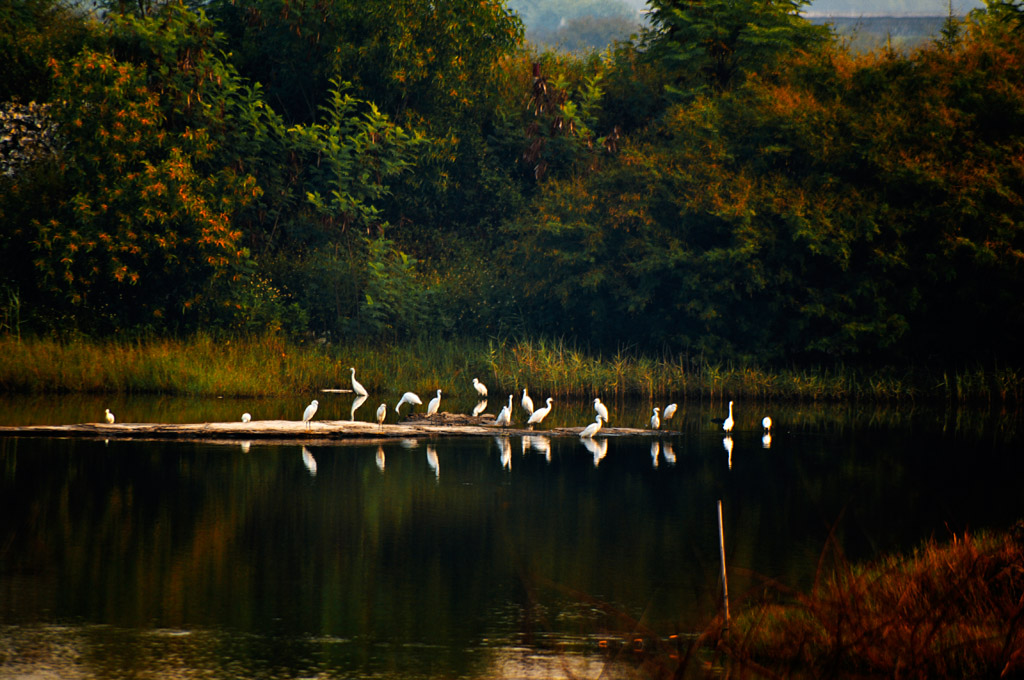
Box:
709 526 1024 678
3 0 1024 390
1 334 1021 402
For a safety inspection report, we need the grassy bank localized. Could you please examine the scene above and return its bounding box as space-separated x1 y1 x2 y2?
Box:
0 334 1022 402
712 527 1024 678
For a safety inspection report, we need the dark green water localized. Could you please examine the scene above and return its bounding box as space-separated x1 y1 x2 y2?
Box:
1 396 1022 679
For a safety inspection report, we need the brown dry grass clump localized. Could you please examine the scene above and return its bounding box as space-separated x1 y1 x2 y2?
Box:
717 524 1024 679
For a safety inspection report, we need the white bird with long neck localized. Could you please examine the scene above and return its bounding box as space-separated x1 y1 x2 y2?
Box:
527 397 553 427
650 406 661 430
663 403 678 420
426 389 441 416
395 392 422 414
472 378 488 397
302 399 319 429
722 400 735 433
350 367 368 397
494 395 513 427
105 409 115 424
593 398 609 424
579 414 605 439
376 403 387 430
521 388 534 416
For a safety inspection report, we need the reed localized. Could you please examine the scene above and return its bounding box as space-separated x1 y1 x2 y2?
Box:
716 526 1024 678
0 334 1019 403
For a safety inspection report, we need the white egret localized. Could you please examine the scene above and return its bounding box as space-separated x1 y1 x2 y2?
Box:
593 398 610 424
426 389 441 416
302 399 319 429
301 446 317 476
650 407 661 430
350 394 367 421
427 444 439 478
579 414 605 439
762 416 772 432
376 446 386 471
722 400 735 433
395 391 422 414
494 395 512 427
376 403 387 430
241 412 252 423
472 378 488 397
521 388 534 416
527 397 553 427
663 403 678 420
472 399 488 417
350 367 369 397
105 409 115 424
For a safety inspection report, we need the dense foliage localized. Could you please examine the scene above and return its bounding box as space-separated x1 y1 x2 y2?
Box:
2 0 1023 367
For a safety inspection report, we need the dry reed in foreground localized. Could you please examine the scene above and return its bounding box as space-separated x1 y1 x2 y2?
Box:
712 525 1024 679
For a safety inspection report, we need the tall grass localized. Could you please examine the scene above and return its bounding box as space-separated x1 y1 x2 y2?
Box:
0 334 1021 402
715 527 1024 678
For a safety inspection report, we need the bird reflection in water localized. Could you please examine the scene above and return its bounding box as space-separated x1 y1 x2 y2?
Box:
301 446 317 476
650 440 661 468
662 440 676 465
240 440 251 454
581 436 607 467
400 438 419 449
350 394 367 421
376 445 386 472
472 400 488 417
426 444 439 479
530 435 552 462
723 436 734 469
494 436 512 469
762 432 772 449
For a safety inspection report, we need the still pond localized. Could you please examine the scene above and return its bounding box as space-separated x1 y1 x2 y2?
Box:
1 394 1022 679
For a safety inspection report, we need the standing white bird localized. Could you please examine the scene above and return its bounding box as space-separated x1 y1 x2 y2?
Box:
722 400 735 433
494 395 513 427
762 416 772 432
350 367 368 397
594 398 610 424
521 388 534 416
579 414 605 439
395 392 422 414
105 409 115 424
527 397 553 427
241 412 252 423
663 403 678 420
376 403 387 430
427 389 442 416
650 406 661 430
302 399 319 429
472 378 488 397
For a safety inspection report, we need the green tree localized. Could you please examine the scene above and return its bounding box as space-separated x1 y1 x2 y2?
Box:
642 0 831 96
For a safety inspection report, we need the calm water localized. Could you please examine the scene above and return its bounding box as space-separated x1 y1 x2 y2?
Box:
1 395 1023 679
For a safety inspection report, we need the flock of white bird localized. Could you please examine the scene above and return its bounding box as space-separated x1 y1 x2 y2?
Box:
103 370 774 444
